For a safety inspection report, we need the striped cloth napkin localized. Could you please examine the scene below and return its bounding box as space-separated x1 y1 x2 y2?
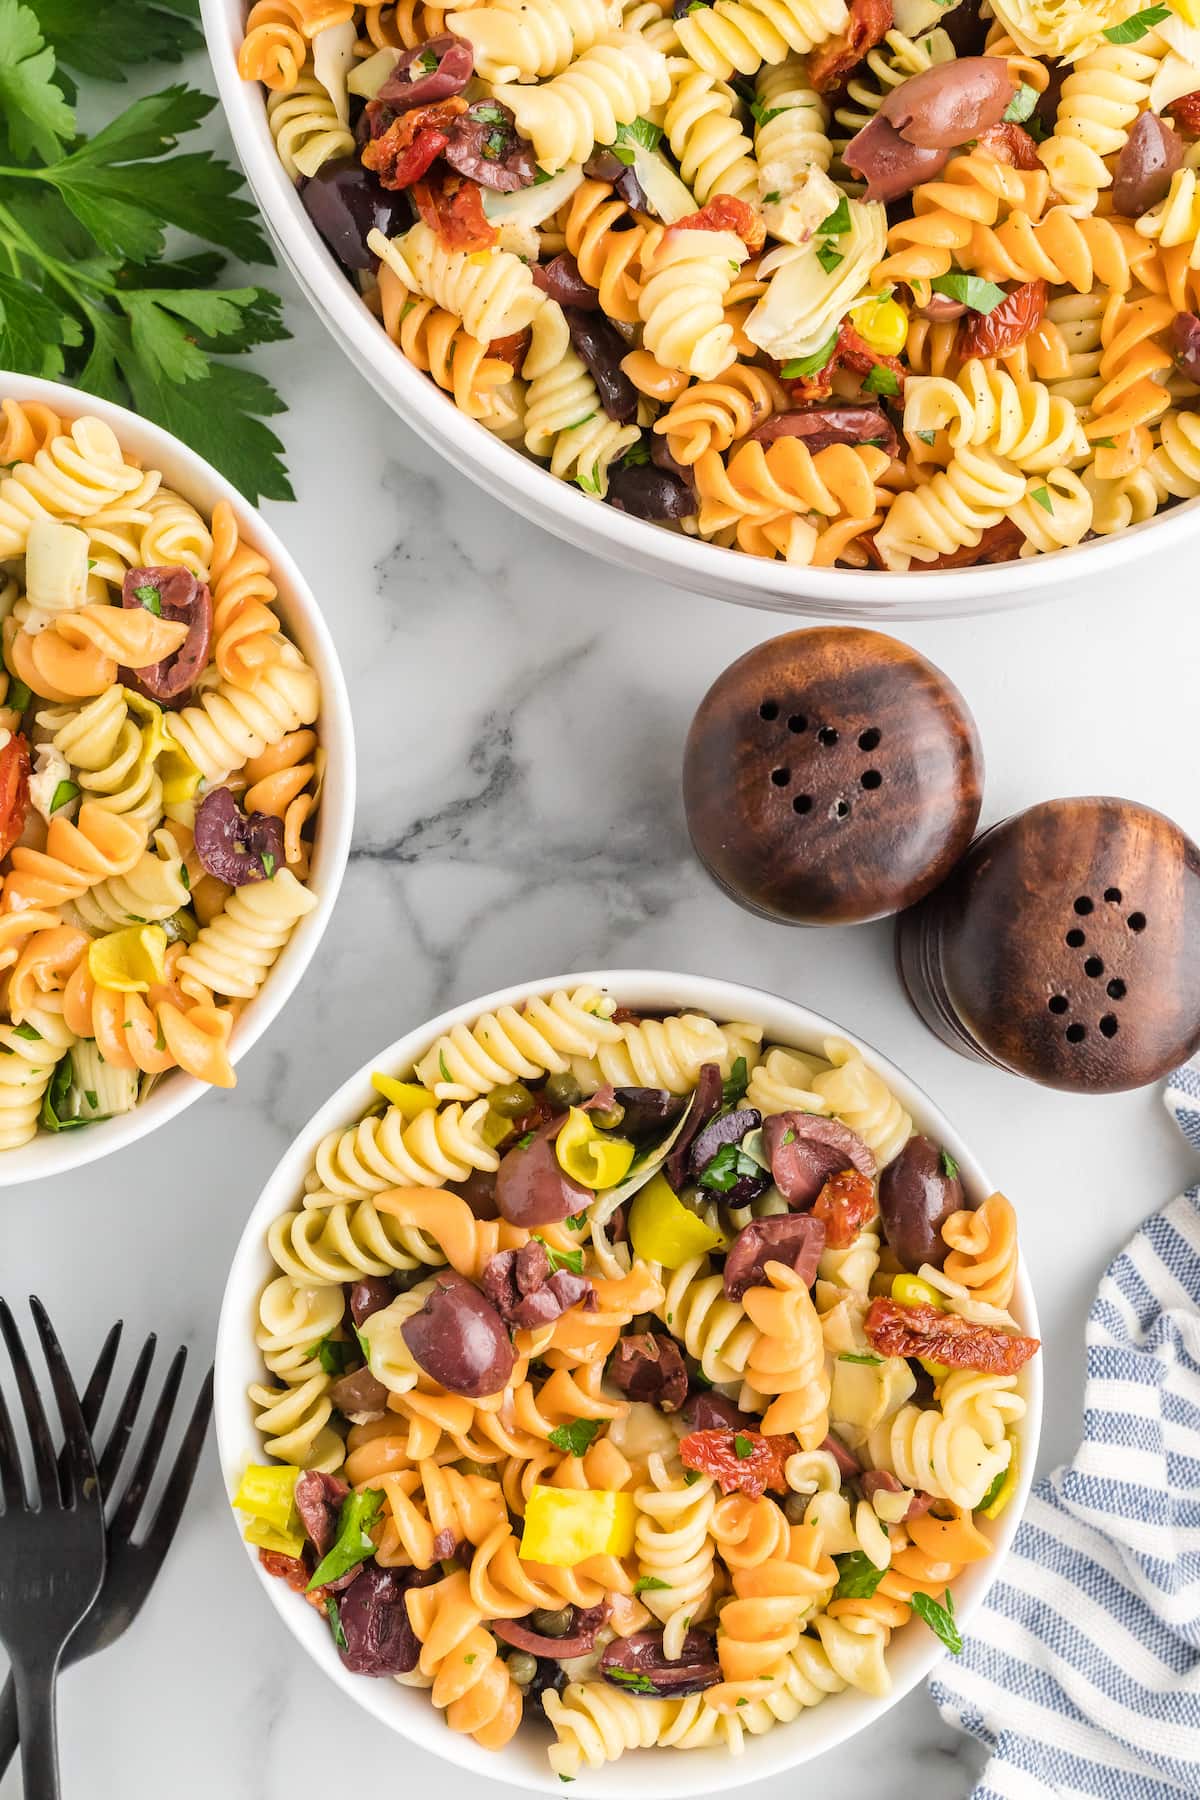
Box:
930 1058 1200 1799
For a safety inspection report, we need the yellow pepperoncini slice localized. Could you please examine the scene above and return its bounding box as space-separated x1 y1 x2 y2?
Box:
980 1438 1020 1520
122 689 202 804
628 1171 724 1268
849 294 908 357
87 924 168 993
555 1107 635 1190
371 1073 438 1117
233 1464 305 1556
891 1273 950 1378
519 1486 635 1566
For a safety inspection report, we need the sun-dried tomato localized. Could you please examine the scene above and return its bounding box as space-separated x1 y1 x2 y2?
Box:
610 1006 643 1026
412 170 497 252
671 194 766 253
958 278 1047 360
0 733 30 864
679 1427 795 1498
1168 90 1200 135
812 1167 877 1249
975 121 1041 170
258 1548 311 1591
784 318 905 406
808 0 894 94
488 328 530 374
864 1298 1041 1373
362 98 467 189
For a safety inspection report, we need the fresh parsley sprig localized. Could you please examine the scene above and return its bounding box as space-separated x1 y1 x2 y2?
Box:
0 0 292 501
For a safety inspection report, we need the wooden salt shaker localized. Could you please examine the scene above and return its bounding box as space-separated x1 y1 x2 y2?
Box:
683 627 983 926
896 796 1200 1093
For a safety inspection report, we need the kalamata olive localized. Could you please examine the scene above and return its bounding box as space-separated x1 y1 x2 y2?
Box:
877 1133 965 1272
664 1063 723 1191
860 1469 934 1519
940 0 988 55
763 1112 877 1209
349 1276 395 1326
482 1241 593 1328
336 1564 436 1676
723 1214 827 1300
1034 60 1065 140
545 1070 584 1110
689 1105 765 1179
1113 111 1183 218
582 149 650 212
294 1470 348 1557
681 1389 755 1433
607 463 694 520
607 1331 688 1410
844 114 952 201
400 1270 515 1396
650 435 696 491
496 1133 590 1227
491 1080 534 1118
328 1364 389 1424
447 1167 499 1219
377 34 474 109
1171 311 1200 384
495 1601 609 1660
564 307 638 424
600 1629 720 1696
300 157 410 270
525 1657 567 1717
821 1431 861 1478
532 252 600 311
913 290 968 322
443 99 539 191
193 786 285 888
749 404 898 459
878 57 1015 150
120 565 212 707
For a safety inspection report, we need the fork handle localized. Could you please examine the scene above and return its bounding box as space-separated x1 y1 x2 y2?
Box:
12 1652 62 1800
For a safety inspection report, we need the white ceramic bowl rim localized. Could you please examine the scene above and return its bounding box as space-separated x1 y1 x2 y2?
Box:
0 373 355 1184
216 968 1043 1796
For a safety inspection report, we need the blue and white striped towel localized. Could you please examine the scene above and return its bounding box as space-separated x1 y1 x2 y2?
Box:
930 1059 1200 1799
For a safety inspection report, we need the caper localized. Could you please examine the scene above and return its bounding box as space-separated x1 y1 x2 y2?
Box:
457 1457 495 1479
490 1080 534 1118
159 907 198 945
529 1607 573 1638
505 1649 539 1686
545 1070 584 1111
481 1109 514 1150
587 1101 626 1131
784 1492 810 1525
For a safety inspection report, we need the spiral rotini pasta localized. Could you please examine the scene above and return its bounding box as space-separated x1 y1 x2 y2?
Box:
447 0 617 83
634 1452 716 1656
492 37 670 169
638 225 748 380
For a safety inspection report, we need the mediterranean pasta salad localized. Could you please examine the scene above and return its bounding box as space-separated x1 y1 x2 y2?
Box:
0 395 322 1146
235 987 1039 1774
236 0 1200 570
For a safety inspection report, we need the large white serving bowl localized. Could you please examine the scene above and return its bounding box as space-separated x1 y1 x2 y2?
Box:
0 375 354 1184
216 969 1042 1795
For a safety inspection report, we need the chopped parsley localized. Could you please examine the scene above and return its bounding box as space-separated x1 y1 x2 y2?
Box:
261 852 276 879
863 363 899 397
1094 437 1117 449
134 582 162 615
6 679 31 713
722 1056 749 1106
941 1148 959 1180
11 1022 41 1041
482 130 507 161
733 1433 754 1459
1029 485 1054 513
307 1335 353 1377
912 1587 963 1655
49 779 80 813
472 103 507 124
930 271 1006 315
816 241 844 276
1104 5 1169 42
307 1488 385 1590
516 1131 536 1149
683 1468 702 1486
832 1551 886 1600
916 429 937 446
780 329 839 379
604 1668 659 1692
762 189 781 204
818 196 851 236
566 1209 589 1230
1001 83 1038 125
538 1238 584 1276
780 1129 795 1146
547 1417 603 1457
749 98 787 127
574 464 602 494
838 1352 882 1364
612 115 662 164
698 1143 762 1193
620 439 652 468
326 1595 348 1650
633 1575 671 1593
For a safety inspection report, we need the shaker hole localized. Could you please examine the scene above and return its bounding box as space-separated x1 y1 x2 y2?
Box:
858 727 881 751
833 799 851 820
860 769 883 790
759 700 778 721
792 794 812 815
1107 978 1126 1000
1047 995 1069 1015
1104 887 1122 904
1065 929 1086 948
1128 911 1147 932
817 726 839 747
1084 956 1104 978
771 767 790 787
1099 1015 1119 1038
1074 896 1094 915
1065 1023 1087 1044
787 713 808 734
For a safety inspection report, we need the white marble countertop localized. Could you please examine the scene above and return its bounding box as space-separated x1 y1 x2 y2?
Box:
4 67 1200 1799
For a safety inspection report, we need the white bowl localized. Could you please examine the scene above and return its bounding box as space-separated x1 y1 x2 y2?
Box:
0 375 354 1184
216 969 1042 1795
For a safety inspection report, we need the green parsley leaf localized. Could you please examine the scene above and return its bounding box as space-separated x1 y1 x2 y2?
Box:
41 1053 86 1132
354 1325 372 1364
633 1575 671 1593
464 1653 476 1664
261 852 276 880
83 1089 99 1110
49 778 79 812
11 1022 40 1041
1029 484 1054 513
762 189 781 204
930 271 1006 316
5 679 30 713
749 98 787 127
439 1051 452 1083
0 0 74 162
620 438 651 468
780 1129 795 1146
567 1209 589 1230
516 1131 536 1149
326 1595 348 1651
574 464 602 494
818 196 851 236
614 116 662 159
979 1464 1007 1510
472 102 506 123
698 1142 762 1193
1103 5 1169 43
816 241 844 276
308 1488 385 1590
1094 436 1117 449
547 1417 603 1457
537 1238 584 1276
832 1551 886 1600
722 1056 749 1106
133 581 162 615
733 1433 754 1459
916 429 937 446
308 1335 353 1377
838 1352 882 1364
179 863 190 890
911 1587 963 1655
531 167 554 184
940 1148 959 1180
863 363 900 397
780 329 839 379
1002 83 1038 125
35 0 203 83
683 1468 702 1485
604 1668 659 1692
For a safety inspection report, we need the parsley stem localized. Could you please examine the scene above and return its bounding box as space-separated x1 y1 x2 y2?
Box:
0 197 116 301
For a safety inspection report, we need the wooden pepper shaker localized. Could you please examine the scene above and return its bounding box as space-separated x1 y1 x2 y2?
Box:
683 627 983 925
896 796 1200 1093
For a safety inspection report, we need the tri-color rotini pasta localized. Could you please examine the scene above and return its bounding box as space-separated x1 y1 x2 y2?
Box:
236 0 1200 568
0 395 323 1146
233 985 1039 1769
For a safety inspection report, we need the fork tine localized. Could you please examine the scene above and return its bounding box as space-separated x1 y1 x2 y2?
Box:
0 1299 56 1505
80 1322 124 1434
96 1333 157 1496
110 1344 187 1539
138 1365 214 1565
0 1358 24 1508
30 1297 97 1508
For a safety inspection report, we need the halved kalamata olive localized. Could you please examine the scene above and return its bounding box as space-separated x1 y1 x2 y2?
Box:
120 564 212 707
689 1106 763 1178
650 435 696 490
443 100 539 191
494 1601 609 1660
860 1469 934 1519
525 1657 567 1716
844 114 952 201
601 1629 719 1696
913 290 968 322
878 57 1014 150
763 1112 877 1209
607 1331 688 1410
582 149 650 212
400 1270 515 1397
940 0 988 55
1034 61 1065 140
564 307 638 424
532 252 600 310
377 34 474 110
1171 311 1200 384
1113 111 1183 218
300 158 411 270
294 1470 348 1557
664 1063 723 1191
877 1134 964 1272
449 1167 500 1219
723 1214 826 1300
336 1564 437 1676
349 1276 395 1326
612 1086 687 1144
749 405 898 460
681 1389 755 1433
193 786 285 887
606 464 694 520
496 1133 590 1227
821 1431 860 1479
481 1241 593 1328
328 1364 389 1424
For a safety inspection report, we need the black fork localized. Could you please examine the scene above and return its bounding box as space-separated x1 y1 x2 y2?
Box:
0 1298 106 1800
0 1322 214 1779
